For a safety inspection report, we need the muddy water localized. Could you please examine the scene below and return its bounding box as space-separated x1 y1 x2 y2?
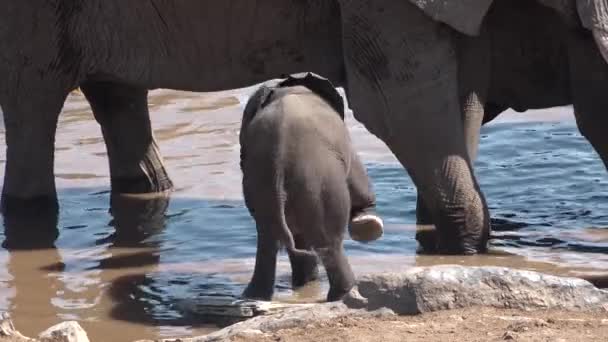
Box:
0 87 606 342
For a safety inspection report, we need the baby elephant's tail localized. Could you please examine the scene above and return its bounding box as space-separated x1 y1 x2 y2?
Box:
274 171 317 258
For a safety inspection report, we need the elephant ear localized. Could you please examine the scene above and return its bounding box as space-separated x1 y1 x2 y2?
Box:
577 0 608 31
240 84 274 166
408 0 494 36
277 72 345 120
242 85 274 128
576 0 608 64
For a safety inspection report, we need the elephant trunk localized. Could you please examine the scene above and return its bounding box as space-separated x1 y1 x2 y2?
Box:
577 0 608 64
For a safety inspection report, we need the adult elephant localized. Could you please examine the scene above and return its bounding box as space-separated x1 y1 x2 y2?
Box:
1 0 607 254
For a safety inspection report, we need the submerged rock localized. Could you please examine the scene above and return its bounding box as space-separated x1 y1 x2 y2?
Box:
343 265 608 314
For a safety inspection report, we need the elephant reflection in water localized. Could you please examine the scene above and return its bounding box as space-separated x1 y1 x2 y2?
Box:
1 192 172 337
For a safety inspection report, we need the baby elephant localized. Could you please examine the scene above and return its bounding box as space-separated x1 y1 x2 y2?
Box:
239 73 383 302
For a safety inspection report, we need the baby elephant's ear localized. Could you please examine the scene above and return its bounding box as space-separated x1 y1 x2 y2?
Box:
243 85 274 125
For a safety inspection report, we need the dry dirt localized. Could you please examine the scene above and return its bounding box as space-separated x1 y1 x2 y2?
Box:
230 307 608 342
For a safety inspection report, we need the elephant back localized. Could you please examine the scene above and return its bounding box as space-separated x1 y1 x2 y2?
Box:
276 72 345 120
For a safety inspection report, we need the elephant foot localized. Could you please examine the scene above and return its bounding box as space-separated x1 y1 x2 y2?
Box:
326 282 354 302
242 283 274 301
290 254 320 288
415 225 439 254
416 225 486 255
349 212 384 242
318 245 355 302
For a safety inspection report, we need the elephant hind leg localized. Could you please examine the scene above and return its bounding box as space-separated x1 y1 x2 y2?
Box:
568 32 608 169
1 80 70 215
314 185 355 302
242 230 280 301
81 81 172 194
317 243 355 302
288 235 319 288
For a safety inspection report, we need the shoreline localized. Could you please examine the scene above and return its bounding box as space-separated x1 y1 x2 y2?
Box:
2 265 606 342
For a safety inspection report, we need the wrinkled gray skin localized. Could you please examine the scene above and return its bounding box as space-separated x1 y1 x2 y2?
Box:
1 0 607 254
240 76 374 301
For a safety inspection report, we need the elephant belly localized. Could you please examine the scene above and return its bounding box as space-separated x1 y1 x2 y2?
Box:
486 0 572 112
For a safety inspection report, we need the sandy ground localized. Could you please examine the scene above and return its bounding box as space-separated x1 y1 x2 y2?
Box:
230 307 608 342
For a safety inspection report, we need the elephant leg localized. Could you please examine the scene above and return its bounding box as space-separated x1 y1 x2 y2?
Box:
416 34 490 251
81 81 173 194
242 230 280 300
288 235 319 288
347 151 384 242
569 31 608 169
340 0 490 254
317 243 355 302
1 83 69 215
415 92 486 251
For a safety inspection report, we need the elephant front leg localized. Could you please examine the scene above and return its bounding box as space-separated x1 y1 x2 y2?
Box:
414 91 487 252
569 31 608 170
81 82 172 195
416 34 490 251
340 0 490 254
1 85 69 215
347 151 384 242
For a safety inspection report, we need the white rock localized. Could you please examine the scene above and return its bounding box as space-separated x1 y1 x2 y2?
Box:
38 321 89 342
0 312 31 341
343 265 608 314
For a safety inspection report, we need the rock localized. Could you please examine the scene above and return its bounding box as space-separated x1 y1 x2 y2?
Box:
343 265 608 314
502 331 516 340
138 302 394 342
177 296 318 319
230 329 266 340
38 322 89 342
0 313 31 341
0 313 18 337
140 266 608 342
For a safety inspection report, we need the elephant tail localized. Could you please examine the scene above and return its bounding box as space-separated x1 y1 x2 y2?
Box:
273 168 317 258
